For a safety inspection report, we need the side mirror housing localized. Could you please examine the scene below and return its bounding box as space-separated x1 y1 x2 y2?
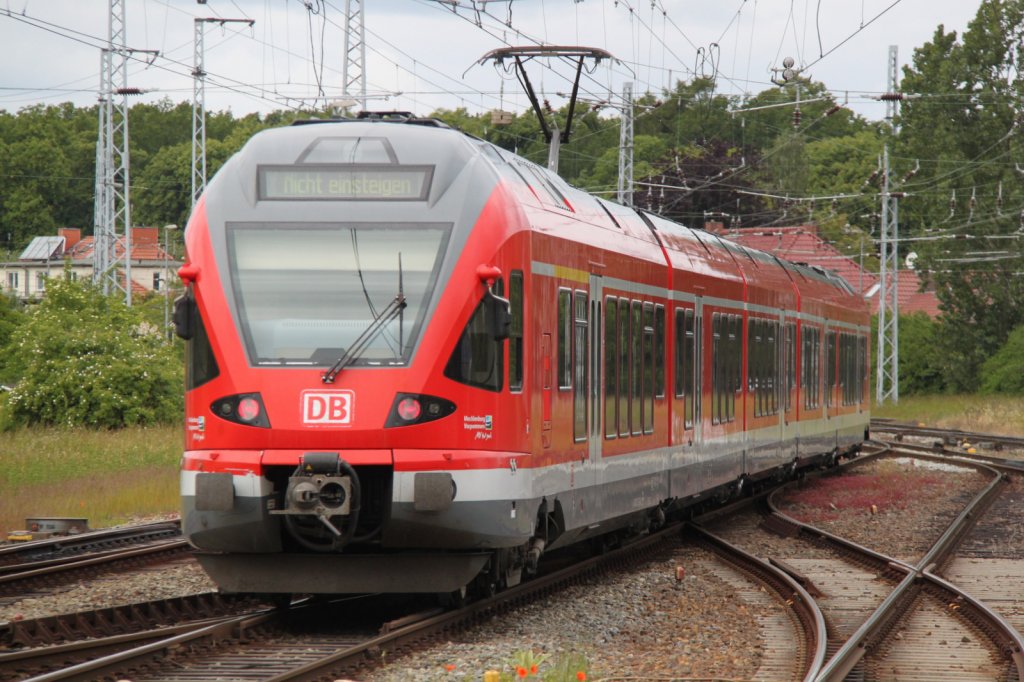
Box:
173 294 195 340
487 290 512 341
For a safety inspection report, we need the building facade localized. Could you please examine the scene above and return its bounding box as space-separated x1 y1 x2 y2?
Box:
0 227 179 301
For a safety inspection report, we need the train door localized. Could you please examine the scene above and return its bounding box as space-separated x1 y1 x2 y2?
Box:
588 275 603 465
540 333 552 449
569 284 596 504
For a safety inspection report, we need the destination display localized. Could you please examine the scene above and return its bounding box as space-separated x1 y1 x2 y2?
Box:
258 165 432 201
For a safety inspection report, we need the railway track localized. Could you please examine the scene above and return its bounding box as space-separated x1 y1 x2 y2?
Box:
4 530 668 681
697 443 1024 681
0 520 189 600
0 520 182 567
871 417 1024 456
7 429 1024 680
5 508 834 682
0 539 191 600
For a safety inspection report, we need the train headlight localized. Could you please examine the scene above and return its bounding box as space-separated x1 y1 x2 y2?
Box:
384 393 456 428
396 397 422 421
237 397 261 422
210 393 271 428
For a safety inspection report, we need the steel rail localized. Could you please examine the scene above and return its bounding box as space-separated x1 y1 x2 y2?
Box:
0 521 181 564
883 438 1024 474
768 454 1023 682
687 523 828 682
20 608 280 682
871 418 1024 451
0 539 190 596
1 592 257 648
17 525 676 681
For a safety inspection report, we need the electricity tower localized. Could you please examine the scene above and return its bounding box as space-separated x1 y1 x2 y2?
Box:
876 45 901 404
342 0 366 109
192 17 254 208
617 81 634 206
93 0 154 306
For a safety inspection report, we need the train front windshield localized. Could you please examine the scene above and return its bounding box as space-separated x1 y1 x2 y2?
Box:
227 223 450 367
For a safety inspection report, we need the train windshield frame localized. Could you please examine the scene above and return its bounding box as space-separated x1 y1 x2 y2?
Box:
226 221 451 367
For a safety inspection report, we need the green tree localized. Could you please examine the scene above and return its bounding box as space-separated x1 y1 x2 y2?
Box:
897 0 1024 389
980 325 1024 394
897 312 948 394
2 276 182 428
0 293 25 385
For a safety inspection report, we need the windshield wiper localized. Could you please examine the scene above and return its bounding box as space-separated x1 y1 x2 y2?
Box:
321 293 407 384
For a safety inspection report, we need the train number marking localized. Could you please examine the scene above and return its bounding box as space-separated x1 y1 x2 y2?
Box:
302 390 354 426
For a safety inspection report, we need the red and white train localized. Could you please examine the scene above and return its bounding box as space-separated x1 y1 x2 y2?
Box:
177 115 870 596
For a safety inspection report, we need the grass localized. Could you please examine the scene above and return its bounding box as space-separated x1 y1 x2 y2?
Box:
873 394 1024 436
0 425 181 535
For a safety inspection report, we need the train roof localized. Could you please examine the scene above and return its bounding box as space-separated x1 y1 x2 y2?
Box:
230 115 863 308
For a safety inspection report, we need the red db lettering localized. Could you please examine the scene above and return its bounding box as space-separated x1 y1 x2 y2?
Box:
302 391 353 426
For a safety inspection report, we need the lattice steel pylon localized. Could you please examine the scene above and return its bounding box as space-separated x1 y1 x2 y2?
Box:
192 18 254 208
342 0 366 108
94 0 132 304
876 45 900 404
617 81 634 206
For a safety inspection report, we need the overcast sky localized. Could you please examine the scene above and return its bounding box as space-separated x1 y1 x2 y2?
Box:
0 0 983 122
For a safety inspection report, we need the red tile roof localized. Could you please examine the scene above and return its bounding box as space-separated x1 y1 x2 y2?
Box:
709 224 941 317
66 234 171 262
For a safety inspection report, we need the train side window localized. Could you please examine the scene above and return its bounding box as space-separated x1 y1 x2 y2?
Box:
509 271 524 392
802 326 814 410
185 296 220 390
840 333 848 406
785 323 795 412
682 309 695 428
859 334 868 404
770 321 779 415
654 304 665 399
711 313 721 425
631 300 643 436
557 289 572 390
573 291 589 442
826 331 837 408
674 308 686 400
643 302 655 434
751 318 762 418
805 326 820 410
444 280 505 392
605 296 618 439
618 298 629 437
729 314 740 423
748 319 756 418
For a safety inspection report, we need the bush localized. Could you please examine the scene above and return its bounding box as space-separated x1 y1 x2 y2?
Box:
980 324 1024 394
2 276 182 428
874 312 948 395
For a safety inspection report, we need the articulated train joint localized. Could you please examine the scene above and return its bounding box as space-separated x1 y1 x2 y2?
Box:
270 452 363 552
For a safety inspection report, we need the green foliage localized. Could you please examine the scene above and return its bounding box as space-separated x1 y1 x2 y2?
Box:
0 293 26 385
2 276 182 428
492 650 588 681
980 325 1024 394
896 0 1024 389
896 313 948 395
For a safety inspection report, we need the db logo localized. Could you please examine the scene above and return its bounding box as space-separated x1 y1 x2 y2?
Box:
302 390 354 426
